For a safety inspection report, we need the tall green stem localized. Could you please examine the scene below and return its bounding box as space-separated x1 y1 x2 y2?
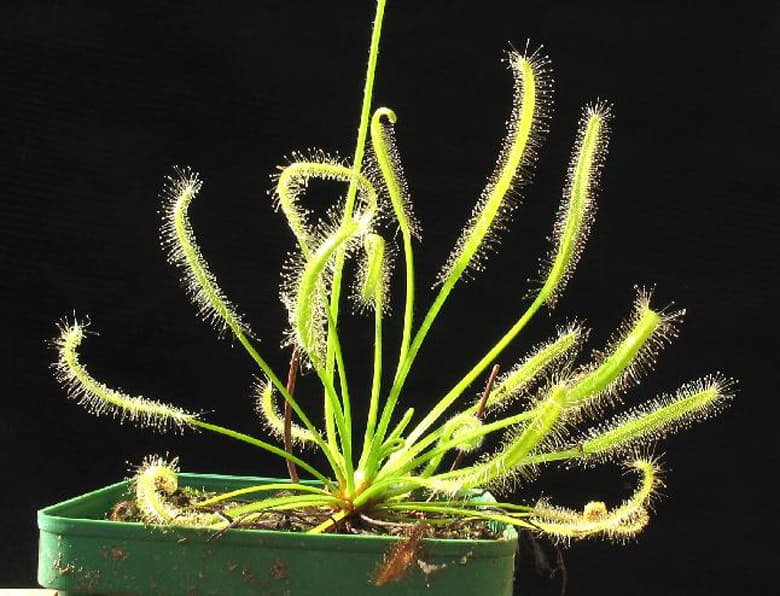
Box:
326 0 387 383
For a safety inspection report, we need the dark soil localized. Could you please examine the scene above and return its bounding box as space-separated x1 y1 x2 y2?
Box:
108 488 505 540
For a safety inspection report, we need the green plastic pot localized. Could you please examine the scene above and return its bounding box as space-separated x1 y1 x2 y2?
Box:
38 473 518 595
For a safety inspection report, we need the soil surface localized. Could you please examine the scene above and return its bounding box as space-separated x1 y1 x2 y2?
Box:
108 488 505 540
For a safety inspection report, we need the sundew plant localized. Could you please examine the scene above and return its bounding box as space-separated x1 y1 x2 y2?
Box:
53 0 732 541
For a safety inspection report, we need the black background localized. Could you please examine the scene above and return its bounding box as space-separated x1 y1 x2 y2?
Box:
1 1 777 594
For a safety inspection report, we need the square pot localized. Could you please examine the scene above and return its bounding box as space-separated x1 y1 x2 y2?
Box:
38 473 518 595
